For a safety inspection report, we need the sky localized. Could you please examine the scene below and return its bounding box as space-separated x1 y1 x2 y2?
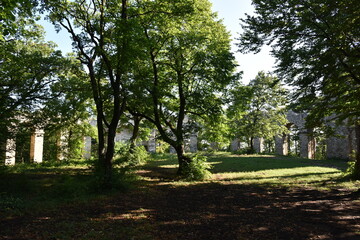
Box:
41 0 275 84
210 0 275 83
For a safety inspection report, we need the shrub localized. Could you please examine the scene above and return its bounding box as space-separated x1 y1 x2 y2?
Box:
233 147 255 155
182 154 212 181
344 160 360 180
126 146 149 167
113 142 149 168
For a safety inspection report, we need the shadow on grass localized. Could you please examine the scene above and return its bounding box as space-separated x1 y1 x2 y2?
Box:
0 154 359 240
1 181 359 240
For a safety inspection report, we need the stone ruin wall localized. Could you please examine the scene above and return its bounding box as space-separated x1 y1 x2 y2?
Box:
274 111 356 160
2 112 357 165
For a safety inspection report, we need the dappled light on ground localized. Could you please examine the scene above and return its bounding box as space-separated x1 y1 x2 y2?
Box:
1 154 359 239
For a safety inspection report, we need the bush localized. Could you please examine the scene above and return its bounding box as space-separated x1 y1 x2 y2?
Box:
182 154 212 181
126 145 149 167
233 147 255 155
344 160 360 180
89 142 149 191
113 142 149 168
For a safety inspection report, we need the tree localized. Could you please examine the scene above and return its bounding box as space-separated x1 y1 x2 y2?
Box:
131 0 238 175
41 55 94 161
197 113 231 151
228 71 288 152
46 0 145 187
0 20 67 142
238 0 360 178
0 0 37 40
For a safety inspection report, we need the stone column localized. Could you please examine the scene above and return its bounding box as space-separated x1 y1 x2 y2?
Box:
5 138 16 165
56 132 68 161
30 129 44 163
230 138 241 152
83 136 92 160
326 125 352 160
299 130 316 159
275 134 288 156
189 134 198 153
169 146 176 154
148 130 156 153
253 137 264 153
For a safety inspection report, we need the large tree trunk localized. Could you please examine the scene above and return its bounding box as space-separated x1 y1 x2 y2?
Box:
175 143 191 176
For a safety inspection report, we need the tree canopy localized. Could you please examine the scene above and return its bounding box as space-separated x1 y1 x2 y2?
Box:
238 0 360 123
129 0 239 174
0 20 68 137
227 71 288 151
238 0 360 177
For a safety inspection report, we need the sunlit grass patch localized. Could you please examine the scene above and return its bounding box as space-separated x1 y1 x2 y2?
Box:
144 153 359 190
206 155 358 190
159 164 178 169
211 166 346 188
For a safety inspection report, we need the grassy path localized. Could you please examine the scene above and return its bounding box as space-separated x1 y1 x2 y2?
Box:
1 154 360 239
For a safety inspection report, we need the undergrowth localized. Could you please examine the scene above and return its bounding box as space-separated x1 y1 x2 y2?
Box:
181 154 212 181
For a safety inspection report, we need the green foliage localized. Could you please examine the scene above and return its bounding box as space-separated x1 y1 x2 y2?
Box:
238 0 360 132
0 0 37 40
156 140 170 154
0 22 69 141
238 0 360 177
344 160 356 177
343 157 360 180
181 154 212 181
197 113 231 151
227 71 288 151
233 147 256 155
113 142 150 168
125 0 239 173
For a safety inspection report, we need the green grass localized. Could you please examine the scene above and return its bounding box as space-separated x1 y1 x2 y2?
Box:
146 152 359 190
1 153 359 217
0 161 137 216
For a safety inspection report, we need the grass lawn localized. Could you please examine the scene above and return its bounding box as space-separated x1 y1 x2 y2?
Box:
145 152 359 190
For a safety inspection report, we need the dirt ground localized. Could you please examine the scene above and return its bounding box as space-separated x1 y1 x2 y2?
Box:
1 167 360 240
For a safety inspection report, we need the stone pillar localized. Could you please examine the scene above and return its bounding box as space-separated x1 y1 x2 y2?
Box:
169 146 176 153
115 129 132 142
83 136 92 160
275 134 288 156
30 129 44 163
56 132 68 161
5 138 16 165
189 134 197 153
148 130 156 153
230 138 241 152
253 137 264 153
326 125 353 160
347 126 356 160
299 130 316 159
